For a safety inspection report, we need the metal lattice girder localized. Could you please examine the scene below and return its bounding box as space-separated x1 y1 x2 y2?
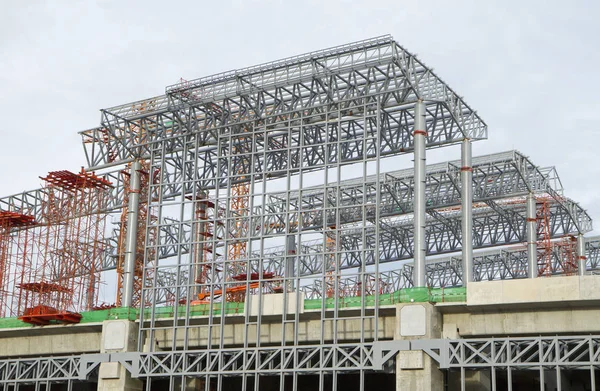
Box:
132 342 406 378
253 197 590 278
300 236 600 296
413 336 600 370
117 194 591 294
256 150 574 236
102 194 589 277
0 353 106 384
101 217 193 271
98 151 591 274
0 168 127 221
80 35 487 170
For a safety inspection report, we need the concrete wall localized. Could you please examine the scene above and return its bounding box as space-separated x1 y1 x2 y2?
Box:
0 324 102 358
467 275 600 305
154 315 396 349
443 306 600 337
440 275 600 337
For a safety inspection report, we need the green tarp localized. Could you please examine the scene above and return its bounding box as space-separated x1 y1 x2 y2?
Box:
0 287 466 329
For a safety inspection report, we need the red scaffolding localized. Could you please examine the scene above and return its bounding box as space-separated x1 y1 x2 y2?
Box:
14 169 112 325
0 211 35 318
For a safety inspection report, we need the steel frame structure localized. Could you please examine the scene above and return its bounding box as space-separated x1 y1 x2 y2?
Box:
301 236 600 298
79 35 486 172
110 35 487 391
1 36 598 391
3 335 600 390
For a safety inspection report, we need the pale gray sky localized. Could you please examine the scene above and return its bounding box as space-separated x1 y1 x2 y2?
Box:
1 0 599 229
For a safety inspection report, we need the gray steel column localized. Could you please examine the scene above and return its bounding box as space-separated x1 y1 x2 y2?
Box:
123 160 142 307
526 193 538 279
577 234 587 276
285 235 296 291
461 138 473 285
413 100 427 287
193 190 207 297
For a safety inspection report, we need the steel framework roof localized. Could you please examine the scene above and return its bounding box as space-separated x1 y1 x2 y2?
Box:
80 35 487 170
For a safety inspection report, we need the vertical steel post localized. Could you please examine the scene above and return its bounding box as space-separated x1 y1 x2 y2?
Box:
193 190 207 297
577 234 587 276
526 193 538 279
461 138 473 285
123 160 142 307
285 235 296 291
413 100 427 287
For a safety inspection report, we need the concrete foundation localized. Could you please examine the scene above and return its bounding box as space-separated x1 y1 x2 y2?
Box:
97 320 142 391
395 303 443 391
2 276 600 389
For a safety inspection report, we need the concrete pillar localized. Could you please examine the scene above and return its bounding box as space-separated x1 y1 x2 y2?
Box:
577 234 587 276
123 161 142 307
461 138 473 285
526 193 538 278
395 303 443 390
413 100 427 287
98 320 142 391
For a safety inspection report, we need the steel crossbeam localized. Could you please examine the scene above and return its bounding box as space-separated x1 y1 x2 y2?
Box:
98 151 590 275
80 35 486 170
414 336 600 370
3 336 600 384
301 236 600 298
0 353 106 385
254 198 589 277
101 195 590 279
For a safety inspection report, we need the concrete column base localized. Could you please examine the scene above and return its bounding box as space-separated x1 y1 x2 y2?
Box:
97 362 142 391
395 303 444 390
98 320 142 391
396 350 443 390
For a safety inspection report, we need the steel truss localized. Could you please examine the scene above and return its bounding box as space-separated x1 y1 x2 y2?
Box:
418 336 600 391
80 35 486 172
106 148 592 303
301 236 600 298
0 353 105 386
99 150 590 274
4 336 600 385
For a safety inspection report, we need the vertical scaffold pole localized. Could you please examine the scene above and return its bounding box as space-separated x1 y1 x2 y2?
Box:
577 234 587 276
413 100 427 287
461 138 473 285
526 193 538 278
123 160 142 307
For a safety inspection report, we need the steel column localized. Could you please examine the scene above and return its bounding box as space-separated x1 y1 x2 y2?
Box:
461 138 473 285
413 100 427 287
578 233 587 276
526 193 538 278
285 235 296 291
123 160 142 307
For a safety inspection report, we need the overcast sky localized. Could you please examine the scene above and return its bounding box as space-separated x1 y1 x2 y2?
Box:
1 0 599 232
